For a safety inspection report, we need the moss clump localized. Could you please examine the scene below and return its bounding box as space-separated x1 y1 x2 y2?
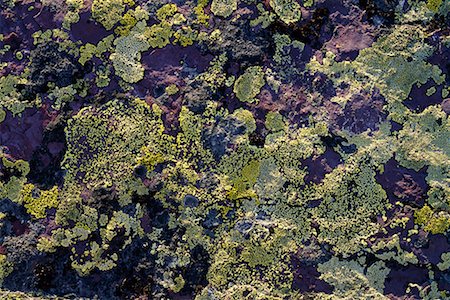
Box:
211 0 238 18
233 66 265 103
20 184 59 219
269 0 302 24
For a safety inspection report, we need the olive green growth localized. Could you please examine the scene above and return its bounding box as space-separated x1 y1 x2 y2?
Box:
415 205 450 234
233 66 265 103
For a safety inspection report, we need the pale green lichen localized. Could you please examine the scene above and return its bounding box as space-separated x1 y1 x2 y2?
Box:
0 109 5 123
437 252 450 271
370 234 419 266
110 22 150 83
265 111 285 132
250 3 276 28
231 109 256 133
233 66 265 103
312 161 388 255
197 53 229 92
0 74 32 116
92 0 135 30
0 156 30 203
269 0 302 24
211 0 238 18
317 257 389 299
307 25 445 122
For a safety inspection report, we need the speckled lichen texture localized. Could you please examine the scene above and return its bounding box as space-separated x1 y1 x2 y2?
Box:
0 0 449 299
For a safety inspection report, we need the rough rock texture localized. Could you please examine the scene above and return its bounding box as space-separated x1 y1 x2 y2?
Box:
0 0 449 299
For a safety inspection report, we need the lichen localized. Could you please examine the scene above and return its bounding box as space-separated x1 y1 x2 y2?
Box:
110 22 150 83
269 0 302 24
62 98 164 205
307 25 445 122
415 205 450 234
233 66 265 103
312 161 388 255
20 184 59 219
211 0 238 18
317 257 389 299
92 0 135 30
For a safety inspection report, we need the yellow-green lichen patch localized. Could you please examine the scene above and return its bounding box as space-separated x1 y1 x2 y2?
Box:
415 205 450 234
427 0 443 12
20 184 59 219
233 66 265 103
312 161 388 255
211 0 238 18
0 254 13 285
231 108 256 133
110 22 150 83
207 218 297 297
62 98 164 205
92 0 135 30
307 25 445 122
269 0 302 24
0 74 32 116
165 84 179 95
265 111 285 132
